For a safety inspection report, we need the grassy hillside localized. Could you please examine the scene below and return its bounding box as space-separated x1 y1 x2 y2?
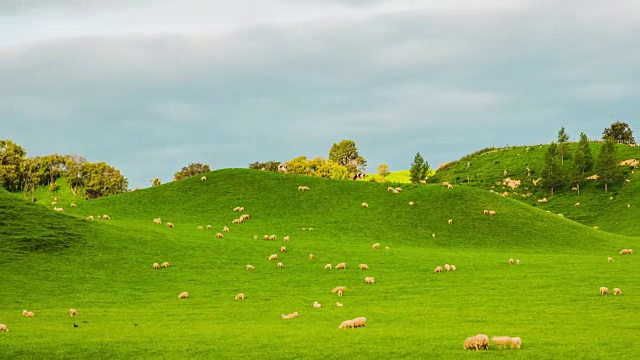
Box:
430 143 640 235
1 169 638 359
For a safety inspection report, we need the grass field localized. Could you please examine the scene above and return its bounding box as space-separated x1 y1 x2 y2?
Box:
1 168 638 359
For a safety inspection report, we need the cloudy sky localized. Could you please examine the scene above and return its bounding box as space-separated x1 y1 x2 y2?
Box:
2 0 639 189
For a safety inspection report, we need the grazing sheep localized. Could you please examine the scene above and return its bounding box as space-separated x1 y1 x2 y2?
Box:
313 301 322 308
283 236 290 242
309 253 314 259
200 176 207 181
0 324 8 332
197 225 204 230
301 228 306 231
324 264 332 270
153 218 162 224
516 259 521 265
232 219 241 224
491 336 511 349
87 216 94 221
434 266 443 273
103 215 111 220
268 254 278 261
263 235 269 240
464 336 480 351
280 246 287 252
332 286 346 296
336 301 344 307
538 197 548 203
223 226 230 232
167 222 174 228
161 262 170 268
395 187 402 192
594 226 599 230
52 201 58 206
509 258 514 264
600 287 609 295
620 249 633 254
447 219 453 225
70 308 78 317
338 320 354 329
510 337 522 349
246 264 255 270
240 214 250 221
153 262 159 269
277 262 284 268
352 317 367 328
308 228 313 231
614 288 622 296
364 276 375 284
483 209 489 215
207 225 212 230
71 203 77 208
178 292 189 299
233 207 240 211
22 310 35 317
372 243 380 249
444 264 451 271
216 233 224 238
298 185 310 191
628 203 632 208
488 210 496 216
335 263 346 270
269 235 277 241
476 334 490 350
432 233 436 238
575 202 581 206
359 264 369 271
54 207 64 212
361 202 369 208
447 183 454 189
608 257 614 262
235 293 245 300
281 312 299 319
409 201 414 207
451 265 456 271
387 187 395 192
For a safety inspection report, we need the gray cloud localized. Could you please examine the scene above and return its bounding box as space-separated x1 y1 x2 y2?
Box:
2 1 639 188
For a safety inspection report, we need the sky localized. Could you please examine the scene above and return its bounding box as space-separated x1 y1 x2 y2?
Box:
2 0 639 189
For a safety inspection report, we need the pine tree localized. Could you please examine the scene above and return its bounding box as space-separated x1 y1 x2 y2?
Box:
409 153 429 183
557 127 570 165
541 143 565 197
595 137 621 193
570 132 593 194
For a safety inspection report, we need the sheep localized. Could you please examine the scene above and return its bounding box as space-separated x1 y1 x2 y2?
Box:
308 253 314 259
483 209 489 215
283 236 290 242
420 180 427 184
628 203 632 208
434 266 443 273
22 310 35 317
451 265 456 271
335 263 346 270
509 258 514 264
620 249 633 254
269 235 277 241
387 187 395 192
178 292 189 299
516 259 521 265
268 254 278 261
301 228 306 231
197 225 204 230
207 225 212 230
223 226 230 232
332 286 346 296
364 276 375 284
395 187 402 192
444 264 451 271
575 202 581 206
372 243 380 249
281 311 299 319
70 308 78 317
324 264 332 270
200 176 207 181
235 293 245 300
537 197 548 203
0 324 8 332
594 226 599 230
299 185 310 191
246 264 255 270
359 264 369 271
491 336 511 349
464 336 480 351
161 262 170 268
233 207 240 212
71 203 77 208
313 301 322 308
216 233 224 239
54 207 64 212
308 228 313 231
277 262 284 268
600 287 609 295
153 262 159 269
167 222 174 228
103 215 111 220
613 288 622 296
153 218 162 224
87 216 94 221
447 219 453 225
409 201 414 207
336 301 344 307
263 235 269 240
240 214 250 221
432 233 436 238
52 201 58 206
510 337 522 349
338 320 354 329
361 202 369 208
447 183 453 189
476 334 490 350
352 317 367 328
232 219 242 224
608 257 614 263
488 210 496 216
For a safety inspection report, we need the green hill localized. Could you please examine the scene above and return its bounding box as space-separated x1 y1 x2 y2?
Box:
0 169 638 359
430 143 640 235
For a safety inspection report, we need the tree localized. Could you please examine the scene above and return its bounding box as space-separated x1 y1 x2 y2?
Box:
602 121 635 144
409 153 429 183
377 164 390 180
595 137 621 193
328 140 367 173
82 162 129 198
570 132 593 194
557 127 569 165
541 143 565 197
151 177 162 187
0 139 27 191
174 163 211 181
248 161 281 171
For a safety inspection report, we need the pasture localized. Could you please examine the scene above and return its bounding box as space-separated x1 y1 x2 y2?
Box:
0 169 638 359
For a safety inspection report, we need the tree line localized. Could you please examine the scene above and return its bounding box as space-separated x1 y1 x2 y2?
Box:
0 139 128 199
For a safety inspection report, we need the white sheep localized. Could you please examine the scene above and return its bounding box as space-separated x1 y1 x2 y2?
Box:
246 264 255 270
153 218 162 224
336 301 344 307
269 235 277 241
488 210 496 216
161 262 170 268
444 264 451 271
268 254 278 261
22 310 35 317
263 235 269 240
338 320 354 329
510 337 522 349
516 259 521 265
448 219 453 225
167 222 174 228
200 176 207 181
409 201 414 207
281 311 299 319
277 262 284 268
309 253 314 259
283 236 290 242
313 301 322 308
483 209 489 215
324 264 332 270
153 262 159 269
197 225 204 230
575 202 581 206
607 257 614 263
216 233 224 238
619 249 633 254
298 185 310 191
70 308 78 317
359 264 369 271
280 246 287 252
0 324 8 332
451 265 456 271
491 336 511 349
178 292 189 299
332 286 346 296
600 287 609 295
103 215 111 220
387 187 395 192
364 276 375 284
613 288 622 296
87 216 94 221
434 266 443 273
476 334 490 350
235 293 245 300
538 197 548 203
361 202 369 208
509 258 514 264
223 226 230 232
352 317 367 328
71 203 77 208
335 263 346 270
372 243 380 249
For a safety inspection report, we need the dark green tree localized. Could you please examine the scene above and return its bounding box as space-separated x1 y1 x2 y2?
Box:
409 152 429 183
174 163 211 181
0 139 27 191
569 132 593 194
557 127 569 165
329 140 367 173
541 142 565 197
602 121 635 144
595 137 621 193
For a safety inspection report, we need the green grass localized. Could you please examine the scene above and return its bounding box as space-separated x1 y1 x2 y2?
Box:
366 169 435 183
0 168 638 359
